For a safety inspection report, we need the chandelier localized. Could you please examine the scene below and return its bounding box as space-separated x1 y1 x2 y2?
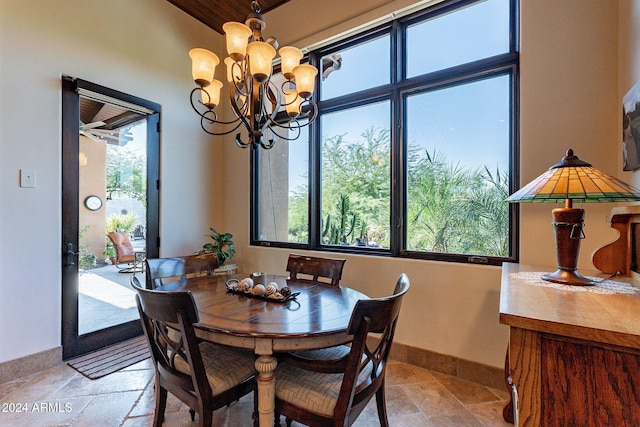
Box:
188 1 318 150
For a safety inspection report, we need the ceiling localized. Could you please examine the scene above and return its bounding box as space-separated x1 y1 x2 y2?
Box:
166 0 291 34
79 97 146 145
80 98 146 131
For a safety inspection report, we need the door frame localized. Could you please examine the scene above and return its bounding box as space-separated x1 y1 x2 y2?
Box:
61 76 160 360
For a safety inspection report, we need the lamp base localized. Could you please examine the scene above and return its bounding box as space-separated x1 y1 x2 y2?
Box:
542 269 596 286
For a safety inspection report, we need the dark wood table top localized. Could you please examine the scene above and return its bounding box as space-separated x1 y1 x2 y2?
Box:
157 273 369 341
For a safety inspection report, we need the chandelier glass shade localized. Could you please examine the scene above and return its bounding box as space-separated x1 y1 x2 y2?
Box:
189 1 318 150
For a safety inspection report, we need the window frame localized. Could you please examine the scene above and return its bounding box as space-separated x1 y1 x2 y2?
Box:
251 0 520 266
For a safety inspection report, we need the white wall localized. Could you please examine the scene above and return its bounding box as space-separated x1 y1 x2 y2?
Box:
0 0 224 362
0 0 633 369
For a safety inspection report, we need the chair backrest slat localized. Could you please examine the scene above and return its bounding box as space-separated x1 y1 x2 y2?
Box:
131 277 211 408
183 253 219 277
337 273 410 423
145 257 186 289
286 253 346 285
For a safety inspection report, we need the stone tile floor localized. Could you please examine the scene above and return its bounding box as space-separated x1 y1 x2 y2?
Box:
0 358 512 426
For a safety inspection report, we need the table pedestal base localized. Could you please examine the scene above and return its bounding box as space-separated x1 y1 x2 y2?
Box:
255 354 278 427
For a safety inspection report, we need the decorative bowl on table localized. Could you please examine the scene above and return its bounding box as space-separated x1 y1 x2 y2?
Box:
225 278 298 302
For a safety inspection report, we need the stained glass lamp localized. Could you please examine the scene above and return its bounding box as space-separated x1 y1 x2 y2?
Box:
506 148 640 285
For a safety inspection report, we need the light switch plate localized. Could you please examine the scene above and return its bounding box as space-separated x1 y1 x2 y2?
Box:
20 169 36 188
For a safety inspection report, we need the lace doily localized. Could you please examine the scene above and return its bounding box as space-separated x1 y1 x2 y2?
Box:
511 272 640 295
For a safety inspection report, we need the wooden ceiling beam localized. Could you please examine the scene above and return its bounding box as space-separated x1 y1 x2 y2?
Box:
165 0 291 34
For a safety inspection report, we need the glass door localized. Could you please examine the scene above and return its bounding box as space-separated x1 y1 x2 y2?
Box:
78 117 147 335
61 77 160 359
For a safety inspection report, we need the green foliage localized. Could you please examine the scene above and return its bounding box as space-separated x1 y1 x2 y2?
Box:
199 227 236 266
106 213 139 234
77 225 91 254
406 149 509 256
286 127 509 257
319 127 391 247
322 195 361 245
287 190 308 243
79 253 96 269
106 144 146 203
103 245 116 260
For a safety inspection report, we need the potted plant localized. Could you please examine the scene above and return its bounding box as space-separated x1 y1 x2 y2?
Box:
199 227 236 267
79 252 97 269
103 244 116 264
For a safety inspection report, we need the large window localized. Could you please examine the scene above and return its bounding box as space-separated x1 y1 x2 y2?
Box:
253 0 518 265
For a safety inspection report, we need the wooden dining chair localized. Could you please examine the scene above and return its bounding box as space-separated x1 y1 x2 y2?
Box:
145 257 186 289
131 278 257 427
273 274 410 427
183 253 219 278
286 254 346 285
107 231 145 273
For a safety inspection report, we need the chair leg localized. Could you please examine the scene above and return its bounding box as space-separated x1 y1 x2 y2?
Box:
375 382 390 427
199 405 212 427
152 381 167 427
252 390 260 427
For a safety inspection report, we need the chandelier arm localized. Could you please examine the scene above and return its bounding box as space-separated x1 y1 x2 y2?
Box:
190 87 212 116
230 91 253 135
190 87 248 128
265 120 301 142
300 100 318 124
260 138 276 150
232 74 251 98
235 133 254 149
200 115 245 136
260 82 281 126
265 80 284 106
266 100 318 131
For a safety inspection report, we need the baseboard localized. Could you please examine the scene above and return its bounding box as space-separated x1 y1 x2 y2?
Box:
389 342 505 390
0 347 62 384
0 343 504 391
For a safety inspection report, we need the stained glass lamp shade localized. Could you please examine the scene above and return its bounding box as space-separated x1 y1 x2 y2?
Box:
507 149 640 285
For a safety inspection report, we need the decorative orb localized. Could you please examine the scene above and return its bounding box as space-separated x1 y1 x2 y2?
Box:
267 281 279 289
252 284 266 296
240 277 254 290
265 284 278 295
280 286 291 297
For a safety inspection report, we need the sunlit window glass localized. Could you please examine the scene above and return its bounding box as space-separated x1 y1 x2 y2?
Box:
407 0 510 78
320 101 391 248
257 124 309 243
320 35 390 100
405 75 511 256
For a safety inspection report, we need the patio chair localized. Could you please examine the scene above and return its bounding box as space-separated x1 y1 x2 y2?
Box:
107 231 145 273
286 254 346 285
274 274 410 427
131 278 257 427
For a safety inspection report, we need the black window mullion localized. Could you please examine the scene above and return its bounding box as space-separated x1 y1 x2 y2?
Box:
251 0 518 265
390 19 403 257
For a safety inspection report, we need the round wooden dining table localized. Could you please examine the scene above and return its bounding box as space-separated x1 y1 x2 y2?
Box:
157 273 368 427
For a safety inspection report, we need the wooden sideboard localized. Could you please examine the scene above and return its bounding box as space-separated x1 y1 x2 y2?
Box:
499 262 640 426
